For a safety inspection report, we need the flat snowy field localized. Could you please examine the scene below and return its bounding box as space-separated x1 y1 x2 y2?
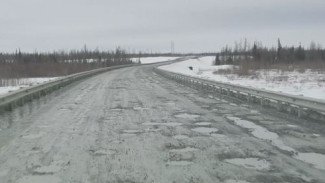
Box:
131 57 179 64
0 78 59 96
159 56 325 100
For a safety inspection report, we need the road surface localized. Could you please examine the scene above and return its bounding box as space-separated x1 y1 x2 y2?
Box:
0 64 325 183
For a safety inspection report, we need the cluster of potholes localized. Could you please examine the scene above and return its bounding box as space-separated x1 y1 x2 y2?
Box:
119 112 222 167
16 109 325 182
119 110 325 182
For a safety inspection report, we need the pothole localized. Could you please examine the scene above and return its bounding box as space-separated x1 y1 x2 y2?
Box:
144 128 161 132
142 122 182 127
224 180 251 183
17 175 61 183
172 135 189 140
166 161 193 166
287 124 298 128
0 170 8 177
33 165 61 175
22 132 45 140
175 113 200 120
295 152 325 170
194 122 211 126
91 149 117 156
191 127 219 134
224 158 271 170
133 107 149 111
164 101 176 106
229 103 238 106
226 116 295 153
122 130 142 134
169 147 199 153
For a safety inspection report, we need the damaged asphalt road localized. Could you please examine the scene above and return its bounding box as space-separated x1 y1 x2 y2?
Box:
0 65 325 183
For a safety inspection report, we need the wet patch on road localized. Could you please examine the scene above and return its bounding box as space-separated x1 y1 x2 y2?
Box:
172 135 189 140
169 147 199 153
122 129 142 134
142 122 183 127
194 122 212 126
224 158 271 170
166 161 193 166
224 179 251 183
295 152 325 170
16 175 62 183
90 149 117 156
227 115 325 171
226 116 296 153
133 106 150 111
174 113 200 120
21 132 45 140
191 127 219 135
33 165 61 175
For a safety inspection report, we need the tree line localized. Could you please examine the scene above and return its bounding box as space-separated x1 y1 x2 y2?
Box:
0 47 133 78
215 39 325 68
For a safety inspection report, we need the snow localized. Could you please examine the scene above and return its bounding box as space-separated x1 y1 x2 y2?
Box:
0 77 59 96
131 57 179 64
159 57 325 100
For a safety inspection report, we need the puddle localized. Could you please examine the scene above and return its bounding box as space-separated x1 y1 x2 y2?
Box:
173 135 189 140
133 107 149 111
22 132 45 140
191 127 219 134
226 116 295 152
229 103 238 106
164 102 176 106
17 175 61 183
224 180 251 183
144 128 161 132
166 161 193 166
194 122 211 126
0 170 8 177
20 149 41 157
175 113 200 120
122 130 142 134
211 134 226 138
250 110 260 114
227 116 325 171
224 158 270 170
287 124 298 128
246 115 264 121
142 122 182 127
312 134 320 137
121 133 137 137
169 147 199 153
295 153 325 170
33 165 61 174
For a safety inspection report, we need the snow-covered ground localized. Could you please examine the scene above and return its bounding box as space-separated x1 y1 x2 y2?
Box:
0 78 59 96
159 56 325 100
131 57 179 64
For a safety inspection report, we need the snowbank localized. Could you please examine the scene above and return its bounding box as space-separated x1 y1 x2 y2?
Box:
159 57 325 100
0 77 59 96
131 57 179 64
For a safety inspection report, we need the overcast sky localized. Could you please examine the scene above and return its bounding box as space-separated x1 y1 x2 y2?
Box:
1 0 325 53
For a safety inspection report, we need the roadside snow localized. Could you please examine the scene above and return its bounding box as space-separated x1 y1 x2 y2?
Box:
159 57 325 100
131 57 179 64
0 78 59 96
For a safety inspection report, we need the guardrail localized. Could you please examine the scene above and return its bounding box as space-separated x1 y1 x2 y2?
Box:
155 68 325 121
0 64 136 112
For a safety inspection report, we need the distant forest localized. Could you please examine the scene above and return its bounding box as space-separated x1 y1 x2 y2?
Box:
0 47 134 78
215 39 325 73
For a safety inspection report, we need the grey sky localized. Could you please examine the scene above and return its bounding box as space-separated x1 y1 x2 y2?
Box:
1 0 325 53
